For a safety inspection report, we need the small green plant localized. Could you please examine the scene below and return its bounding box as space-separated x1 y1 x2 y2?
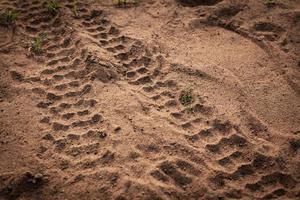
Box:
113 0 126 6
264 0 276 5
113 0 139 6
46 1 60 14
0 10 20 27
72 0 78 17
30 34 46 54
179 88 193 106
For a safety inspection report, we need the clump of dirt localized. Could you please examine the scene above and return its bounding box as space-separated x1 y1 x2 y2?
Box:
0 172 45 200
85 54 119 83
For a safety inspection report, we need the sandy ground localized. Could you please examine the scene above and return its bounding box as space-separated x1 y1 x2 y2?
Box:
0 0 299 199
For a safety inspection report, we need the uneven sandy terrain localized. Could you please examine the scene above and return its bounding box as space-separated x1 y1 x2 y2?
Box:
0 0 299 199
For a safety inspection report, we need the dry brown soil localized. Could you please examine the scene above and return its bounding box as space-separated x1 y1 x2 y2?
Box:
0 0 299 199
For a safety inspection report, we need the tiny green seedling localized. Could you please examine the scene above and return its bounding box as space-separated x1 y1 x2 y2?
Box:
264 0 276 6
179 88 193 106
113 0 126 6
112 0 139 6
46 1 60 14
0 10 20 27
72 0 78 17
30 34 46 54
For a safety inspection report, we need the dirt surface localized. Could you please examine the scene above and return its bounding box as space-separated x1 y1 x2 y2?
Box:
0 0 299 199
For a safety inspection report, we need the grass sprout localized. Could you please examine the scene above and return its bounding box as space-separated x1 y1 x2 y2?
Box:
30 34 46 54
112 0 139 6
179 88 193 106
0 10 20 27
46 1 60 14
